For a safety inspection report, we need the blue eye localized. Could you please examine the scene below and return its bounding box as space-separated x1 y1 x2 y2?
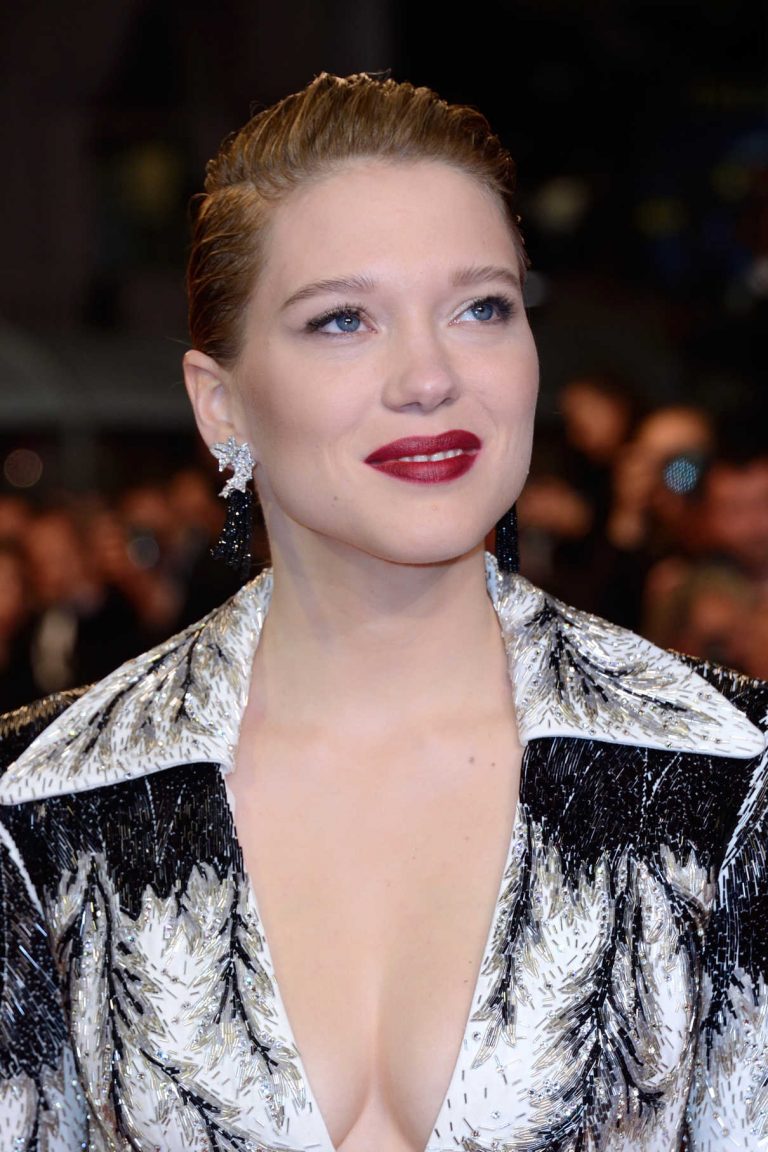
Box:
330 311 361 333
471 300 496 321
308 308 363 334
458 295 515 324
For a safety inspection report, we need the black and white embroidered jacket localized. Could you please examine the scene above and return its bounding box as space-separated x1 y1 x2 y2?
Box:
0 556 767 1151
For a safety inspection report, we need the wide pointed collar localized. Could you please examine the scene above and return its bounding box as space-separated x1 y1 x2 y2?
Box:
0 557 763 804
485 556 763 757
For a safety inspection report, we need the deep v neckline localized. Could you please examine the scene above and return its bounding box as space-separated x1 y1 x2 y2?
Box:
219 763 528 1152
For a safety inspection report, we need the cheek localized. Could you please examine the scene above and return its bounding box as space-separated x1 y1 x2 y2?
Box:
238 344 365 448
245 386 360 493
238 377 307 457
512 338 540 408
500 363 539 431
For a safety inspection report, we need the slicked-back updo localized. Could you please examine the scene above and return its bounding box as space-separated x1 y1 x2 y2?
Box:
187 71 527 366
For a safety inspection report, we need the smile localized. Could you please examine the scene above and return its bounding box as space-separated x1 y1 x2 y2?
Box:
365 431 481 484
395 448 467 462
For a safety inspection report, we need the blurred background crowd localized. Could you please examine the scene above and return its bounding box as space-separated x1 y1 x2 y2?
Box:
0 467 267 711
520 384 768 679
1 0 766 708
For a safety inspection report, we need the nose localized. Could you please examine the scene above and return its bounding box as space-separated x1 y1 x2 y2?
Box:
381 324 460 412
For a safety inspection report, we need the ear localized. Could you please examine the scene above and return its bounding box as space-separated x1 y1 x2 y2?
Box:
182 349 246 451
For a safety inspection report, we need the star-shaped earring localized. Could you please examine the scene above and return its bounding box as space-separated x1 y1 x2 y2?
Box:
211 436 255 497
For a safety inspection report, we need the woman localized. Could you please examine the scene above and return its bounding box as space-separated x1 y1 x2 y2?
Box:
0 72 766 1152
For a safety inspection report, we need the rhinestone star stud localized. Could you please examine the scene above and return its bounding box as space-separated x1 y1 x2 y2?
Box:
211 436 255 497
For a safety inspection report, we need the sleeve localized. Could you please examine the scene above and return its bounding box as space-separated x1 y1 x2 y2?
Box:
0 695 90 1149
685 705 768 1147
0 817 88 1150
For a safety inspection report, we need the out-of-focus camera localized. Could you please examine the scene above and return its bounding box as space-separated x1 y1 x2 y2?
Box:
660 452 707 496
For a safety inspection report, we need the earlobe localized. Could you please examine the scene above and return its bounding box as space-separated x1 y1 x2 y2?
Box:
182 349 241 448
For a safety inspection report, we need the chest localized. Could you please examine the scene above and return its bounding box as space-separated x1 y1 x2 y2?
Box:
41 752 714 1152
226 723 521 1150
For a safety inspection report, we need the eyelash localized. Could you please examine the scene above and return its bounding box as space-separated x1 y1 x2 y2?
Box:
305 304 369 333
304 293 517 334
463 294 516 323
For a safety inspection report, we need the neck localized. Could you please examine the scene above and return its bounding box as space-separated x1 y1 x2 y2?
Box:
250 540 509 732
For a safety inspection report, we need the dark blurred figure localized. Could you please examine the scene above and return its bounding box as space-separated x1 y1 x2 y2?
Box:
558 372 640 529
640 406 768 677
22 505 144 694
700 451 768 593
167 466 271 628
520 397 714 630
0 539 37 711
81 498 182 647
168 467 224 576
168 466 252 627
115 470 267 635
644 560 756 670
606 405 714 557
643 556 768 680
518 371 639 596
581 403 714 630
0 494 30 543
117 481 187 639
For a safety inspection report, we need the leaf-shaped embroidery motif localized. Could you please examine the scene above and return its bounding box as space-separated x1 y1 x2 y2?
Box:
463 826 702 1151
50 854 307 1151
505 593 736 752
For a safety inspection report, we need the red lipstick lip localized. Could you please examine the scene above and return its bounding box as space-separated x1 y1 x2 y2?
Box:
365 430 481 464
364 430 482 485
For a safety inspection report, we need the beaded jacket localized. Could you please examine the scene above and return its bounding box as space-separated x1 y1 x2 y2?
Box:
0 556 767 1152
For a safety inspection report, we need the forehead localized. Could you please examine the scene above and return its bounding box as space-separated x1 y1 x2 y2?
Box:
256 159 518 289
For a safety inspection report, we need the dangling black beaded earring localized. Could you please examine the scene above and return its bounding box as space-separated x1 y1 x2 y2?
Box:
210 436 255 580
494 504 520 574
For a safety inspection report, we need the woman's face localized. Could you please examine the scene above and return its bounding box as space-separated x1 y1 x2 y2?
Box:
217 159 539 567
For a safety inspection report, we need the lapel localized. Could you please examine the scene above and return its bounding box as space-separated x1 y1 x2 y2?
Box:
0 556 762 805
484 555 764 757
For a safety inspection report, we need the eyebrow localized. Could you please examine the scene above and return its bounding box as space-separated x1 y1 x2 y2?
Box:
280 264 521 311
281 274 377 311
452 265 522 291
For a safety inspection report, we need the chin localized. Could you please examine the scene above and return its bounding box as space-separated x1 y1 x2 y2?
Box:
270 501 502 570
357 528 489 569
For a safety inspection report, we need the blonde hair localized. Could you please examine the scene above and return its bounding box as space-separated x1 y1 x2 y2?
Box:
187 71 527 365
